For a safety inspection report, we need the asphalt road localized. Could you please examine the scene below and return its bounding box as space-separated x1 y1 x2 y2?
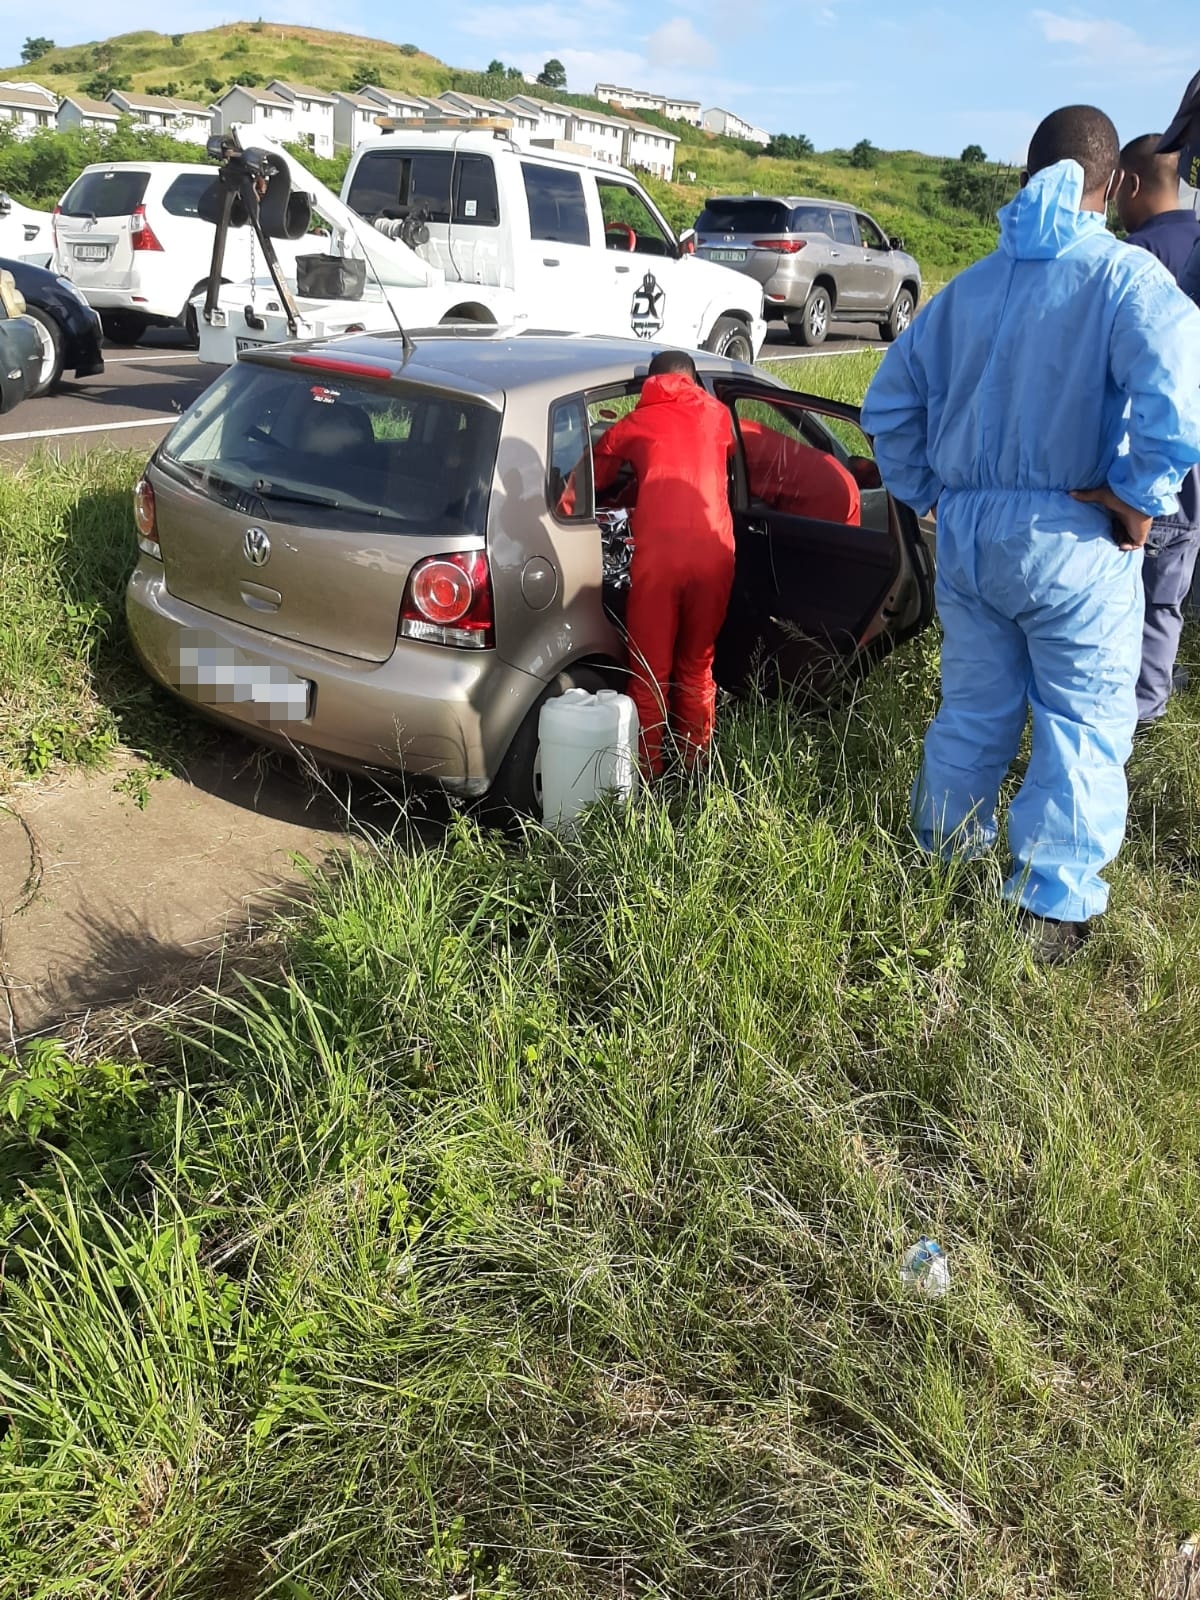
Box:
0 322 880 464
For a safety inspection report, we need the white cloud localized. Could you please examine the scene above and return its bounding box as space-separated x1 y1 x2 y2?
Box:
645 16 714 69
1031 11 1177 79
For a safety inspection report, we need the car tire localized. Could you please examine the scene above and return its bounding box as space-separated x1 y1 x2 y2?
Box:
792 286 831 347
703 316 755 364
487 665 611 820
101 312 149 346
881 288 915 343
23 306 64 397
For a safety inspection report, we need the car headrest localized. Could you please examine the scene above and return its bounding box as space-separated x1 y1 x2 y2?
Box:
0 270 26 319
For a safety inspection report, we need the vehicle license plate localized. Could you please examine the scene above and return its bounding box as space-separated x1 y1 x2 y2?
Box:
236 337 267 352
708 249 746 262
176 637 312 723
73 244 108 261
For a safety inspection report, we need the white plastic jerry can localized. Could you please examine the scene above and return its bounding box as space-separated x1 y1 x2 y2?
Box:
538 688 639 832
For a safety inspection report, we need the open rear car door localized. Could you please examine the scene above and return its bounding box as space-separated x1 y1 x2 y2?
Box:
709 378 934 698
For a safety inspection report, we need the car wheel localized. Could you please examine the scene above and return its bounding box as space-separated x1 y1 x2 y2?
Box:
488 665 611 819
23 306 64 397
703 316 755 364
101 312 149 346
793 286 831 347
881 288 915 343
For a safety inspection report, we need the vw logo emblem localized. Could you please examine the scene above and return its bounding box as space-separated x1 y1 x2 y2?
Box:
243 526 271 567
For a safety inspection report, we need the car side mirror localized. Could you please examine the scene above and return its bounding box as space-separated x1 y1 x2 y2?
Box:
0 194 11 220
888 236 905 251
847 455 882 490
677 227 696 258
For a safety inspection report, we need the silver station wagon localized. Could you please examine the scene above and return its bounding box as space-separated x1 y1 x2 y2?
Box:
126 329 934 808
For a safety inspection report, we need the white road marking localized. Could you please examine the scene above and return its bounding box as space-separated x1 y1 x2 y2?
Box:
0 416 175 442
105 352 202 364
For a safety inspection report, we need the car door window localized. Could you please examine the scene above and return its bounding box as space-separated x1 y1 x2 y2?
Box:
790 205 832 236
734 396 884 530
857 213 888 251
522 163 590 247
830 211 859 247
548 396 593 521
596 180 674 257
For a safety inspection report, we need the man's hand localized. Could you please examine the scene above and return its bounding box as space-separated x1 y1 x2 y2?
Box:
1070 486 1153 550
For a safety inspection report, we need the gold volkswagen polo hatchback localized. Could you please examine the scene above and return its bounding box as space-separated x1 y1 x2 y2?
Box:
126 328 933 808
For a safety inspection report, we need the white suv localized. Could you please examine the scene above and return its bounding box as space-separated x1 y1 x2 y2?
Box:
55 162 308 344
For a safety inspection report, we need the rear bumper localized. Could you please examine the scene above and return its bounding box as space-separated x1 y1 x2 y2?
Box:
126 561 541 794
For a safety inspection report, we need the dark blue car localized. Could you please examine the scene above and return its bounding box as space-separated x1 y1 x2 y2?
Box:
0 255 104 397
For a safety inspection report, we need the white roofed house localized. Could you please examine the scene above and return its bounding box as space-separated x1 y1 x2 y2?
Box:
333 91 388 150
106 90 214 144
360 87 430 124
0 82 57 140
56 94 122 134
701 106 769 146
621 122 679 181
435 90 538 144
268 82 336 156
662 97 701 126
567 107 625 166
212 83 294 141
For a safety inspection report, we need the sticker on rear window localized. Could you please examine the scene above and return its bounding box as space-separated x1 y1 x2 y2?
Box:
310 386 340 404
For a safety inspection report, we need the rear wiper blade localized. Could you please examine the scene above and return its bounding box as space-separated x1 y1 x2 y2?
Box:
252 478 342 510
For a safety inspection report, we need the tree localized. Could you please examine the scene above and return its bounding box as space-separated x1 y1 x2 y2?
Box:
536 58 567 89
849 138 879 169
766 132 814 160
398 43 419 56
960 143 987 165
942 158 1018 221
487 59 505 76
506 65 525 81
21 37 54 63
82 71 131 98
171 33 185 48
350 61 383 89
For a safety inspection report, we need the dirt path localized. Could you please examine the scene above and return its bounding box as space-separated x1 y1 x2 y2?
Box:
0 744 361 1045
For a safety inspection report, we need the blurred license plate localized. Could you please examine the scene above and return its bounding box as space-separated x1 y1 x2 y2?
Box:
176 636 312 723
73 244 108 261
708 249 746 262
236 337 267 352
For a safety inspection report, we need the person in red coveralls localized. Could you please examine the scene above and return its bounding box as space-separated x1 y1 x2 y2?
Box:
591 350 737 775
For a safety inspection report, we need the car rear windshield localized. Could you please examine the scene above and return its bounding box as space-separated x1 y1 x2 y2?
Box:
60 169 149 218
696 199 792 234
159 362 502 537
162 173 216 218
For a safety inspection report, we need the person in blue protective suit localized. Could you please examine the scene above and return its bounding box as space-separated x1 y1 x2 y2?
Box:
861 104 1200 963
1116 134 1200 725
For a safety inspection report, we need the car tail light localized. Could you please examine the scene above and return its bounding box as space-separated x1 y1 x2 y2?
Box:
134 477 161 558
291 353 393 380
400 552 494 649
130 205 164 252
753 238 806 253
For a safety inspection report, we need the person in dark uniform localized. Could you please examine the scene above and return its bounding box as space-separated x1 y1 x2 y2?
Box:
1116 133 1200 724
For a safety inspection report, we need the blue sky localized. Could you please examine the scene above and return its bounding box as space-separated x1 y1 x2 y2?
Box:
1 3 1191 160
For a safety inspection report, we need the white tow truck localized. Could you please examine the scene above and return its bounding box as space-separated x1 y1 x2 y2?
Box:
196 124 767 365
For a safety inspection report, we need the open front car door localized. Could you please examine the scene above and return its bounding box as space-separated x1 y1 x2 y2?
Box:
710 378 934 700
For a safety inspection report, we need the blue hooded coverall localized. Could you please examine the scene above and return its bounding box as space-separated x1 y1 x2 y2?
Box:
861 161 1200 923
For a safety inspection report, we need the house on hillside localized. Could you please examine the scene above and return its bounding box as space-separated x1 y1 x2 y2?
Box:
594 83 700 126
701 107 769 147
621 122 679 180
568 107 625 166
106 90 214 144
360 87 431 126
268 82 336 156
333 91 388 150
507 94 570 143
435 90 538 143
56 94 121 134
0 82 56 140
212 84 294 142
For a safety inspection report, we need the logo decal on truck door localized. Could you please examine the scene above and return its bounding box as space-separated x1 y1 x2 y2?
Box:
630 272 665 338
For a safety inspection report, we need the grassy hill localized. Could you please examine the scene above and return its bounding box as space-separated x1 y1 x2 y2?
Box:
1 24 1015 280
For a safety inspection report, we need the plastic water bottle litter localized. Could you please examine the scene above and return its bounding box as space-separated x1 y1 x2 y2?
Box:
899 1237 950 1298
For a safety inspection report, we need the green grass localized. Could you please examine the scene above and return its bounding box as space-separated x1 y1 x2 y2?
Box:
0 447 206 784
6 354 1200 1595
